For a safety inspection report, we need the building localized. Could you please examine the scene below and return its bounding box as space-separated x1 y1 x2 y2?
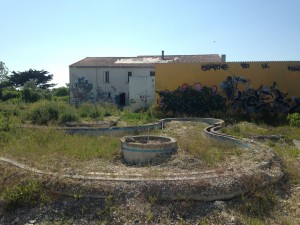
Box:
69 52 222 109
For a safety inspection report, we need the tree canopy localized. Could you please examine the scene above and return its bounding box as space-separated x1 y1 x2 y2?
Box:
7 69 56 89
0 62 9 87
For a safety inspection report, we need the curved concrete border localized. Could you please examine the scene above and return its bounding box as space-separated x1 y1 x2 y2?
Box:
0 118 283 201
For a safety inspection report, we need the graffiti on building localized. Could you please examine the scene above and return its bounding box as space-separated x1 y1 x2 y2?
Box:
73 77 94 102
261 63 270 69
140 93 150 104
241 63 250 69
221 76 300 115
220 76 250 102
157 83 225 116
288 66 300 72
201 64 228 71
193 83 203 92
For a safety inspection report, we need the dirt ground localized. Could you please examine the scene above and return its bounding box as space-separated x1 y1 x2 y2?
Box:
0 121 299 224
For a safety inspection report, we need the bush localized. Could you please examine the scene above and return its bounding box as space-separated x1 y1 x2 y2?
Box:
59 108 79 123
30 102 59 125
77 103 102 119
1 88 21 101
52 87 69 97
21 88 41 103
287 113 300 127
29 101 78 125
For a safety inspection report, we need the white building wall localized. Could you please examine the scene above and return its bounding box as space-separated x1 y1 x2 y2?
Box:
69 66 155 107
129 76 155 111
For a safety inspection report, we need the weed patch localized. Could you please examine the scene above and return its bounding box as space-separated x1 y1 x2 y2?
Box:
238 186 278 218
1 179 49 211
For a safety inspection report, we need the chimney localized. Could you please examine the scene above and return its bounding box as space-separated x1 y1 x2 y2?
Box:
221 54 226 62
161 50 165 60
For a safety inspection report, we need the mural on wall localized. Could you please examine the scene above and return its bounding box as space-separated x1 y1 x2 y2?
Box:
220 76 300 115
157 83 225 116
157 76 300 117
73 77 94 102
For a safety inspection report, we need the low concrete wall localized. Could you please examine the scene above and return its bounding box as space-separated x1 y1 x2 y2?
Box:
62 122 162 136
61 117 245 148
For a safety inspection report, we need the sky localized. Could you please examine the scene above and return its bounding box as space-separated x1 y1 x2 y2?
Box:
1 0 300 87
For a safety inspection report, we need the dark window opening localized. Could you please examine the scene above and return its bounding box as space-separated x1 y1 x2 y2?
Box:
104 71 109 83
150 71 155 76
128 71 132 83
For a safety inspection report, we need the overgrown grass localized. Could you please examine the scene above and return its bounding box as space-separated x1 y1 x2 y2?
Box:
121 107 155 125
157 122 243 166
1 179 49 211
0 127 120 162
222 122 300 184
238 186 278 217
0 100 157 126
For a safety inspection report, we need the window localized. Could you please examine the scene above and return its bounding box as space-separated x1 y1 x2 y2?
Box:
150 71 155 76
104 71 109 83
127 71 132 83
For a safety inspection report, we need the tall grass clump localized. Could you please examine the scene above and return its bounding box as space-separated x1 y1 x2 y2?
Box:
1 179 49 211
99 103 120 117
77 102 103 119
28 101 78 125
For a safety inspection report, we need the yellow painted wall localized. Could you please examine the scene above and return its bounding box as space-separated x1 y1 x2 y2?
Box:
156 62 300 101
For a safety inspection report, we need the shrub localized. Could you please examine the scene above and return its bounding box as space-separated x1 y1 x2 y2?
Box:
287 113 300 127
29 101 78 125
30 101 59 125
21 88 41 103
52 86 69 97
77 102 102 119
1 88 21 101
59 107 79 123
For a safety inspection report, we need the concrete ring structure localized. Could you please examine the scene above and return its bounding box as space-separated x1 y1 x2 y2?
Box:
0 118 283 201
121 135 177 165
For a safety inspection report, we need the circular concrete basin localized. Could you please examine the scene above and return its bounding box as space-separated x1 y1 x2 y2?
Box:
121 135 177 165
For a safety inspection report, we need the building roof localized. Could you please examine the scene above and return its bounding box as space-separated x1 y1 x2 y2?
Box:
70 54 222 68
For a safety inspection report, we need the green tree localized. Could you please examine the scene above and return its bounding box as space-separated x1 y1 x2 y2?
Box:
21 79 52 103
52 86 69 97
0 61 10 88
8 69 56 89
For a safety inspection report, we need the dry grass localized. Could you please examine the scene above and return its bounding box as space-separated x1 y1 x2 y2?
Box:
222 122 300 184
156 121 243 166
0 127 121 170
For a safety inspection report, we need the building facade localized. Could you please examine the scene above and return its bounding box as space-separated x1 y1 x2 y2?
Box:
69 53 222 110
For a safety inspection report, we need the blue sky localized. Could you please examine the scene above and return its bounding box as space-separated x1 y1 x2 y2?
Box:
1 0 299 87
